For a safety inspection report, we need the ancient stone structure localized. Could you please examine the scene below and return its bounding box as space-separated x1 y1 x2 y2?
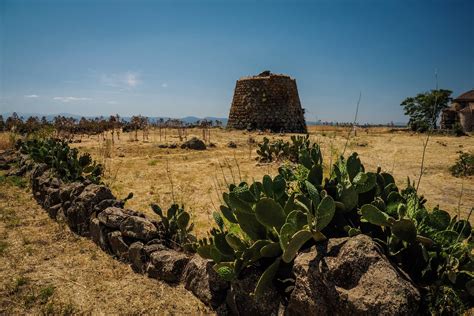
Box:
227 71 307 133
441 89 474 132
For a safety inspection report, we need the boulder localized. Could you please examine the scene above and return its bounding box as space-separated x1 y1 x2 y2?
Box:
108 231 129 260
98 207 129 229
286 235 421 315
128 242 147 273
89 218 110 251
147 249 190 283
182 255 229 309
46 203 62 219
226 266 281 316
120 216 158 241
66 184 115 236
181 137 206 150
144 242 168 256
93 199 124 215
59 182 85 202
43 187 61 211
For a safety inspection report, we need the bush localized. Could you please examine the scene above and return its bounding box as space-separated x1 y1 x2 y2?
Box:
450 151 474 177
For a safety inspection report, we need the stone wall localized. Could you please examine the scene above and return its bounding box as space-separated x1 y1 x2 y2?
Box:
227 72 307 133
0 150 421 315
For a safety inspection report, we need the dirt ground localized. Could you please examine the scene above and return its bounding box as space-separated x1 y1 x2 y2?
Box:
0 126 472 314
68 126 473 235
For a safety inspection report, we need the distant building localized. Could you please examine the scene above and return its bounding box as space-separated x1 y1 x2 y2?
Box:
227 71 307 133
441 89 474 132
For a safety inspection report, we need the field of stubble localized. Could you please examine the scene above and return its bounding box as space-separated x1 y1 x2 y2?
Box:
73 126 473 235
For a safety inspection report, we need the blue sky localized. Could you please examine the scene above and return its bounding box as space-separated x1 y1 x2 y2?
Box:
1 0 473 123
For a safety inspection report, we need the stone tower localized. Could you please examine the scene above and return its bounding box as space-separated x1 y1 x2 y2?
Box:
227 71 307 133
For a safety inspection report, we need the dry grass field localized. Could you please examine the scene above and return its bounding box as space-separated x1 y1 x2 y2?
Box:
67 126 473 235
0 126 472 314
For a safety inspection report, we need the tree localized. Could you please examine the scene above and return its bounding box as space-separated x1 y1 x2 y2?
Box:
400 89 452 132
0 115 4 131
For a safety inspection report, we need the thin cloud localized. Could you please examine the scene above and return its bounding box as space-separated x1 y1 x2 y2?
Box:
161 83 168 88
24 94 39 98
107 100 118 104
53 96 91 103
101 72 141 89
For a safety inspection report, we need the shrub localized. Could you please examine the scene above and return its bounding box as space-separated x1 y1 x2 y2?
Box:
450 151 474 177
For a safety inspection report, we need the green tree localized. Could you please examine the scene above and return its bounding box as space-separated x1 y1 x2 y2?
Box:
400 89 452 131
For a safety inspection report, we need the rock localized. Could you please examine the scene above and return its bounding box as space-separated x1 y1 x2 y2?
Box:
46 203 62 219
108 231 129 260
59 182 84 202
120 216 158 241
181 137 206 150
147 249 190 283
118 153 125 157
90 218 110 251
287 235 420 315
143 242 168 256
182 255 229 309
66 184 115 236
226 266 281 316
43 187 61 210
31 169 55 202
128 242 147 273
227 141 237 148
93 199 124 215
98 207 129 229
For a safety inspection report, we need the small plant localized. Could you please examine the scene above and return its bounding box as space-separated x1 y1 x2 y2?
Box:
151 203 197 251
450 151 474 177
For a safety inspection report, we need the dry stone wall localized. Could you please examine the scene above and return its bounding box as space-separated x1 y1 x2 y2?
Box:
0 149 421 315
227 71 307 133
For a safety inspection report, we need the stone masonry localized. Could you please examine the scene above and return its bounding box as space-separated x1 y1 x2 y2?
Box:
227 71 307 133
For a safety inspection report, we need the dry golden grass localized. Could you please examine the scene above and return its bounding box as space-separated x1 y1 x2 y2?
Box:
0 178 212 314
0 127 472 313
64 126 473 235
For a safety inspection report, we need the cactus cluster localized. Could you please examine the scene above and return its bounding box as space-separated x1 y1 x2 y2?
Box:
151 203 197 251
17 138 103 183
197 173 336 298
256 135 312 163
197 137 473 312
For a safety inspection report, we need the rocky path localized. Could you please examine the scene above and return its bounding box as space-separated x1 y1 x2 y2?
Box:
0 178 212 314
